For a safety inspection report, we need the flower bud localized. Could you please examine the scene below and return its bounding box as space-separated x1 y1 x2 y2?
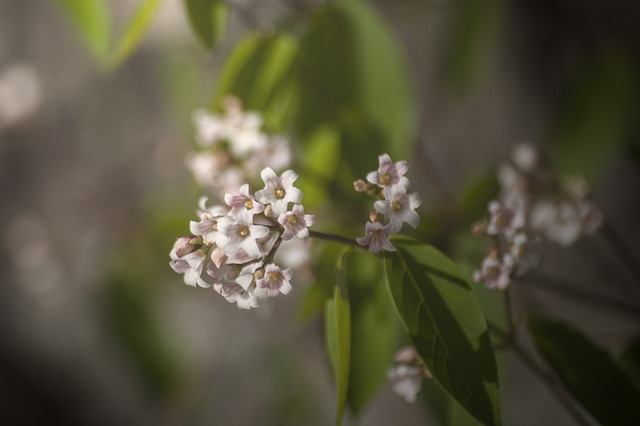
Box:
369 210 382 223
353 179 369 193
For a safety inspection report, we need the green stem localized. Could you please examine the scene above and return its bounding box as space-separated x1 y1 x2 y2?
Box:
487 321 592 426
309 230 362 248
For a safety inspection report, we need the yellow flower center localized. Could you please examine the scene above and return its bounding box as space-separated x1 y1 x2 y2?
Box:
238 225 249 237
379 174 391 185
275 188 286 199
391 200 402 212
268 271 281 281
244 199 253 209
287 215 298 225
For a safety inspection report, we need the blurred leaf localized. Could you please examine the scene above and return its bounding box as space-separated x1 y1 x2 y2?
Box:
184 0 228 50
108 0 163 70
104 254 181 397
345 251 397 415
445 0 507 94
527 314 640 425
296 0 417 175
459 171 499 227
297 125 341 210
56 0 111 61
550 46 640 180
213 32 298 128
619 337 640 392
419 379 452 426
385 236 500 426
299 242 342 322
325 249 352 426
445 0 505 94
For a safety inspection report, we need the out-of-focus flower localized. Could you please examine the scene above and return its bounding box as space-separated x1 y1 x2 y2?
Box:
0 63 41 127
387 346 431 403
473 252 514 290
169 237 209 288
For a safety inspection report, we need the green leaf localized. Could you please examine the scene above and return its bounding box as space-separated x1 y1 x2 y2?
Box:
296 0 417 175
56 0 111 61
527 314 640 426
213 32 298 128
108 0 163 70
345 251 397 415
325 250 352 425
384 236 500 426
184 0 228 50
297 125 341 210
299 242 342 321
550 45 640 180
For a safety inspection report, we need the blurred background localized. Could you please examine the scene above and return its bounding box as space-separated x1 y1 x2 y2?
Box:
1 0 639 424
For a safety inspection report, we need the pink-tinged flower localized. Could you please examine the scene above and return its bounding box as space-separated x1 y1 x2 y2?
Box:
387 346 431 404
169 237 209 288
373 186 421 234
224 183 264 217
530 200 583 246
192 109 227 147
217 209 269 258
510 233 543 276
486 200 523 237
254 263 293 298
473 253 513 290
366 154 409 191
248 136 292 172
255 168 303 216
356 222 396 253
278 204 314 240
233 284 263 310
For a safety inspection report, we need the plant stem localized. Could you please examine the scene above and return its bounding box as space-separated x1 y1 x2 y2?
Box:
519 271 640 322
486 321 593 426
309 230 362 248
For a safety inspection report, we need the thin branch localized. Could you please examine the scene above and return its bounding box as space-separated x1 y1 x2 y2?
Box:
309 230 362 248
487 321 593 426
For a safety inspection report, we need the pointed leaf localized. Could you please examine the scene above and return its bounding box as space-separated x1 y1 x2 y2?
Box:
56 0 111 62
108 0 163 70
384 236 500 426
184 0 228 50
345 251 397 415
325 250 351 425
527 314 640 426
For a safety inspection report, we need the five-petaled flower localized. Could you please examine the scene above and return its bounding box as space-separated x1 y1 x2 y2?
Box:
255 167 303 216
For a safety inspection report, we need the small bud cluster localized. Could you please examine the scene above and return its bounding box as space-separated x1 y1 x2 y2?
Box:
499 142 603 246
355 154 422 253
170 167 314 309
386 346 431 403
186 96 292 196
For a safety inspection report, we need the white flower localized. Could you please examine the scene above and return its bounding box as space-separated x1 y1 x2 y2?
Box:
190 211 228 246
254 263 293 298
486 200 523 237
530 200 583 246
473 253 513 290
510 233 543 276
387 346 431 404
192 109 228 147
278 204 314 240
387 365 425 403
255 168 303 216
373 185 421 234
248 136 292 172
356 222 396 253
366 153 409 191
169 237 209 288
224 183 264 217
217 209 269 258
511 142 539 173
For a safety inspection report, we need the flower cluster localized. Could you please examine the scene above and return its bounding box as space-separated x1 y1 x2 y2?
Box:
472 142 604 290
186 96 292 197
498 142 603 246
472 200 543 290
355 154 422 253
386 346 431 403
170 168 314 309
